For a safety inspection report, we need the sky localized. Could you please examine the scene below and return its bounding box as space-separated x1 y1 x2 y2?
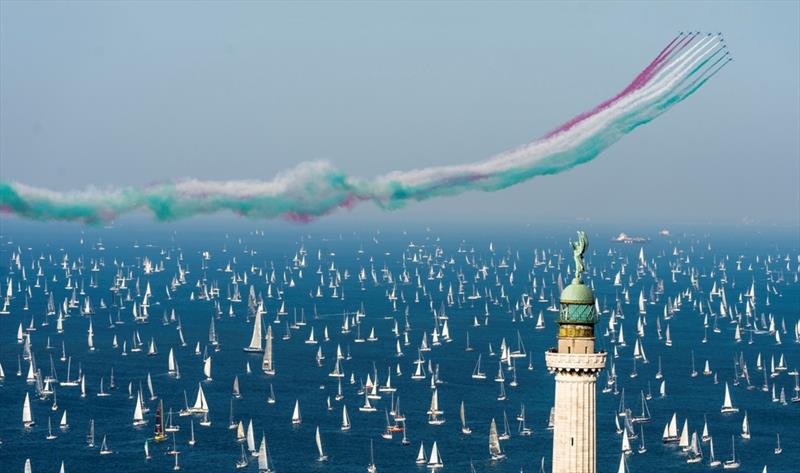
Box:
1 1 798 226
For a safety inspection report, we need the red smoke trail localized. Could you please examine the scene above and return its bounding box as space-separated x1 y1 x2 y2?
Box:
543 34 682 139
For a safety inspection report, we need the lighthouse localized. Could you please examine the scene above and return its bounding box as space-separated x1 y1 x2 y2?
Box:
545 231 606 473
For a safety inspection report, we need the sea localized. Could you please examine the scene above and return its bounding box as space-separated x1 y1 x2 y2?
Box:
0 219 797 473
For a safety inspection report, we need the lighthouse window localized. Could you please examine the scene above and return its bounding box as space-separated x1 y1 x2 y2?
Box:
567 346 571 353
571 437 574 446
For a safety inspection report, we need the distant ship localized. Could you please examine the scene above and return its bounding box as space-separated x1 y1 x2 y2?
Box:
612 233 649 244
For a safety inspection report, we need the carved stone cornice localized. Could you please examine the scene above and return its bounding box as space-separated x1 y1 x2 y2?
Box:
545 351 606 374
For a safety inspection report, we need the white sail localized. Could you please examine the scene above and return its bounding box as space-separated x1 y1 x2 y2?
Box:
459 401 470 433
315 425 327 460
617 453 627 473
741 411 750 439
341 405 351 430
203 356 212 380
291 400 301 424
489 418 504 459
428 441 443 468
22 392 34 426
168 348 176 373
245 313 263 352
721 382 738 413
262 326 274 374
668 413 678 438
257 435 270 472
416 442 427 464
191 383 209 413
678 419 689 449
133 391 146 425
621 430 631 453
246 420 256 453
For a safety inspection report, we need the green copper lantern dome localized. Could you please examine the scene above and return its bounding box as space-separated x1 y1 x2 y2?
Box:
560 281 594 305
559 279 597 325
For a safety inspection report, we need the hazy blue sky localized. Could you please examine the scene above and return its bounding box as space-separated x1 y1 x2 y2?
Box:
1 1 798 226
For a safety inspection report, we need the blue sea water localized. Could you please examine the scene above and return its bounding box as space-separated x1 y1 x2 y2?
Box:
0 222 797 473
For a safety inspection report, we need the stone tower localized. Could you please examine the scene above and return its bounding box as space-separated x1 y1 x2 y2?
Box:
545 231 606 473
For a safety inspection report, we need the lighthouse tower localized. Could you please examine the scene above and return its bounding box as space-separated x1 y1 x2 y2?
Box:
545 231 606 473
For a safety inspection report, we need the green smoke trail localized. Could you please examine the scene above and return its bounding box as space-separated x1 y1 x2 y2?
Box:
0 35 729 224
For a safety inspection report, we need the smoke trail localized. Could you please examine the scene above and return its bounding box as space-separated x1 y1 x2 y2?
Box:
0 33 730 224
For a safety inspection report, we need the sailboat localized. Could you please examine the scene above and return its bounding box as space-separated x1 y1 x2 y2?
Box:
199 410 211 427
662 413 678 443
678 419 690 451
740 411 750 439
236 444 249 469
257 434 273 473
232 376 242 399
190 383 209 413
341 405 351 431
471 354 486 380
708 436 721 467
59 410 68 431
153 400 167 442
145 439 152 460
358 389 378 412
631 390 651 423
168 348 177 375
460 401 472 434
701 415 711 442
381 410 393 440
262 326 275 375
46 416 58 440
87 419 95 447
687 432 703 463
133 390 147 426
203 356 212 381
367 439 378 473
416 442 428 464
99 435 113 455
246 421 256 455
291 400 302 425
400 420 410 445
499 411 511 440
315 426 328 461
427 389 445 425
637 424 646 454
721 382 739 413
244 313 264 352
489 418 506 460
22 392 35 427
723 435 740 469
517 403 532 436
427 441 443 469
497 381 507 401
